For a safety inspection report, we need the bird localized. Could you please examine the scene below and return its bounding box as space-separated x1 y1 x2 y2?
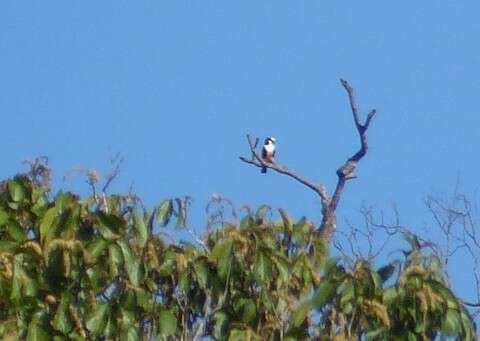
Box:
261 137 276 173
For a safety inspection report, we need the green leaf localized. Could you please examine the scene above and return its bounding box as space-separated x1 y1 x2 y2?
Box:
292 217 311 246
121 307 136 328
426 279 458 304
59 207 80 239
97 211 124 230
342 302 353 314
370 271 382 292
211 240 233 281
460 309 475 340
442 308 461 336
8 181 25 203
383 287 397 305
6 220 26 242
323 258 342 275
108 243 123 277
52 292 73 334
86 303 109 336
23 275 39 297
272 255 289 284
31 186 45 203
213 311 229 340
97 212 123 239
242 301 256 324
54 192 75 211
406 331 417 341
175 198 186 228
134 213 148 248
44 248 66 288
122 326 140 341
10 269 22 302
255 204 271 222
85 265 105 291
178 271 191 294
158 250 177 277
11 255 32 301
228 329 246 341
414 320 426 334
87 238 108 260
0 240 18 252
26 322 49 341
261 233 277 250
117 240 144 286
31 195 48 217
156 200 173 227
365 328 385 339
0 208 8 226
428 254 443 276
239 215 254 229
278 208 293 231
104 317 116 339
294 216 308 229
254 250 272 283
338 280 355 307
292 301 311 328
136 289 152 311
193 257 209 289
311 238 328 268
158 308 177 337
312 280 336 307
233 298 257 324
7 202 19 210
39 206 57 244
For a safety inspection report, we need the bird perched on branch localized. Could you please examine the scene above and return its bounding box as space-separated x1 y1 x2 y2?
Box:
261 137 276 173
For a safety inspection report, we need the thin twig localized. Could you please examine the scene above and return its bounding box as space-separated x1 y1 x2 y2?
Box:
102 154 123 193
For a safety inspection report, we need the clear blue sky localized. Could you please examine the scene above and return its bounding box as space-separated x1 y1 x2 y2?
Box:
1 2 479 303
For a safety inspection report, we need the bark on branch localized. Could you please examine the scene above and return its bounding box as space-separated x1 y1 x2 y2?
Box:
239 79 377 242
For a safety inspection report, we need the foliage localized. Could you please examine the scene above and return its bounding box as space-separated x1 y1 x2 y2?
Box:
0 175 475 340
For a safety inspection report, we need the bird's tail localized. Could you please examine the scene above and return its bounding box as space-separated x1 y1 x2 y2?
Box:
261 166 267 174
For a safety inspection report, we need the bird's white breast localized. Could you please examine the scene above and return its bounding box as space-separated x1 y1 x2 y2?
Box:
264 143 275 153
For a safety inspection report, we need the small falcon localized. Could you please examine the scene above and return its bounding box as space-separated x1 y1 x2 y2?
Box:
261 137 276 173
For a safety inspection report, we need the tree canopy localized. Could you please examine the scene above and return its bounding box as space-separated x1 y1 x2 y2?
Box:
0 171 475 340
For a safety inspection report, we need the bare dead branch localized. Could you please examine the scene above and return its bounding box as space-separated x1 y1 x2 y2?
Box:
331 80 377 212
463 301 480 307
240 80 377 242
102 154 123 193
184 225 208 251
335 206 398 266
23 156 52 189
205 193 237 231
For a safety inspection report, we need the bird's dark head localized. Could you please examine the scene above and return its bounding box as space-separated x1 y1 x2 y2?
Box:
265 137 276 145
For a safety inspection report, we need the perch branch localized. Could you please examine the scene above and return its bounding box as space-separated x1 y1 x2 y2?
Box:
239 135 329 203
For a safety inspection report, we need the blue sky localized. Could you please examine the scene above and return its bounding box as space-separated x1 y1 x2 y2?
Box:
1 2 480 303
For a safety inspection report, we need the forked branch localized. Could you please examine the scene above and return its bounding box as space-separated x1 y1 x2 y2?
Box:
240 79 377 241
330 80 377 212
